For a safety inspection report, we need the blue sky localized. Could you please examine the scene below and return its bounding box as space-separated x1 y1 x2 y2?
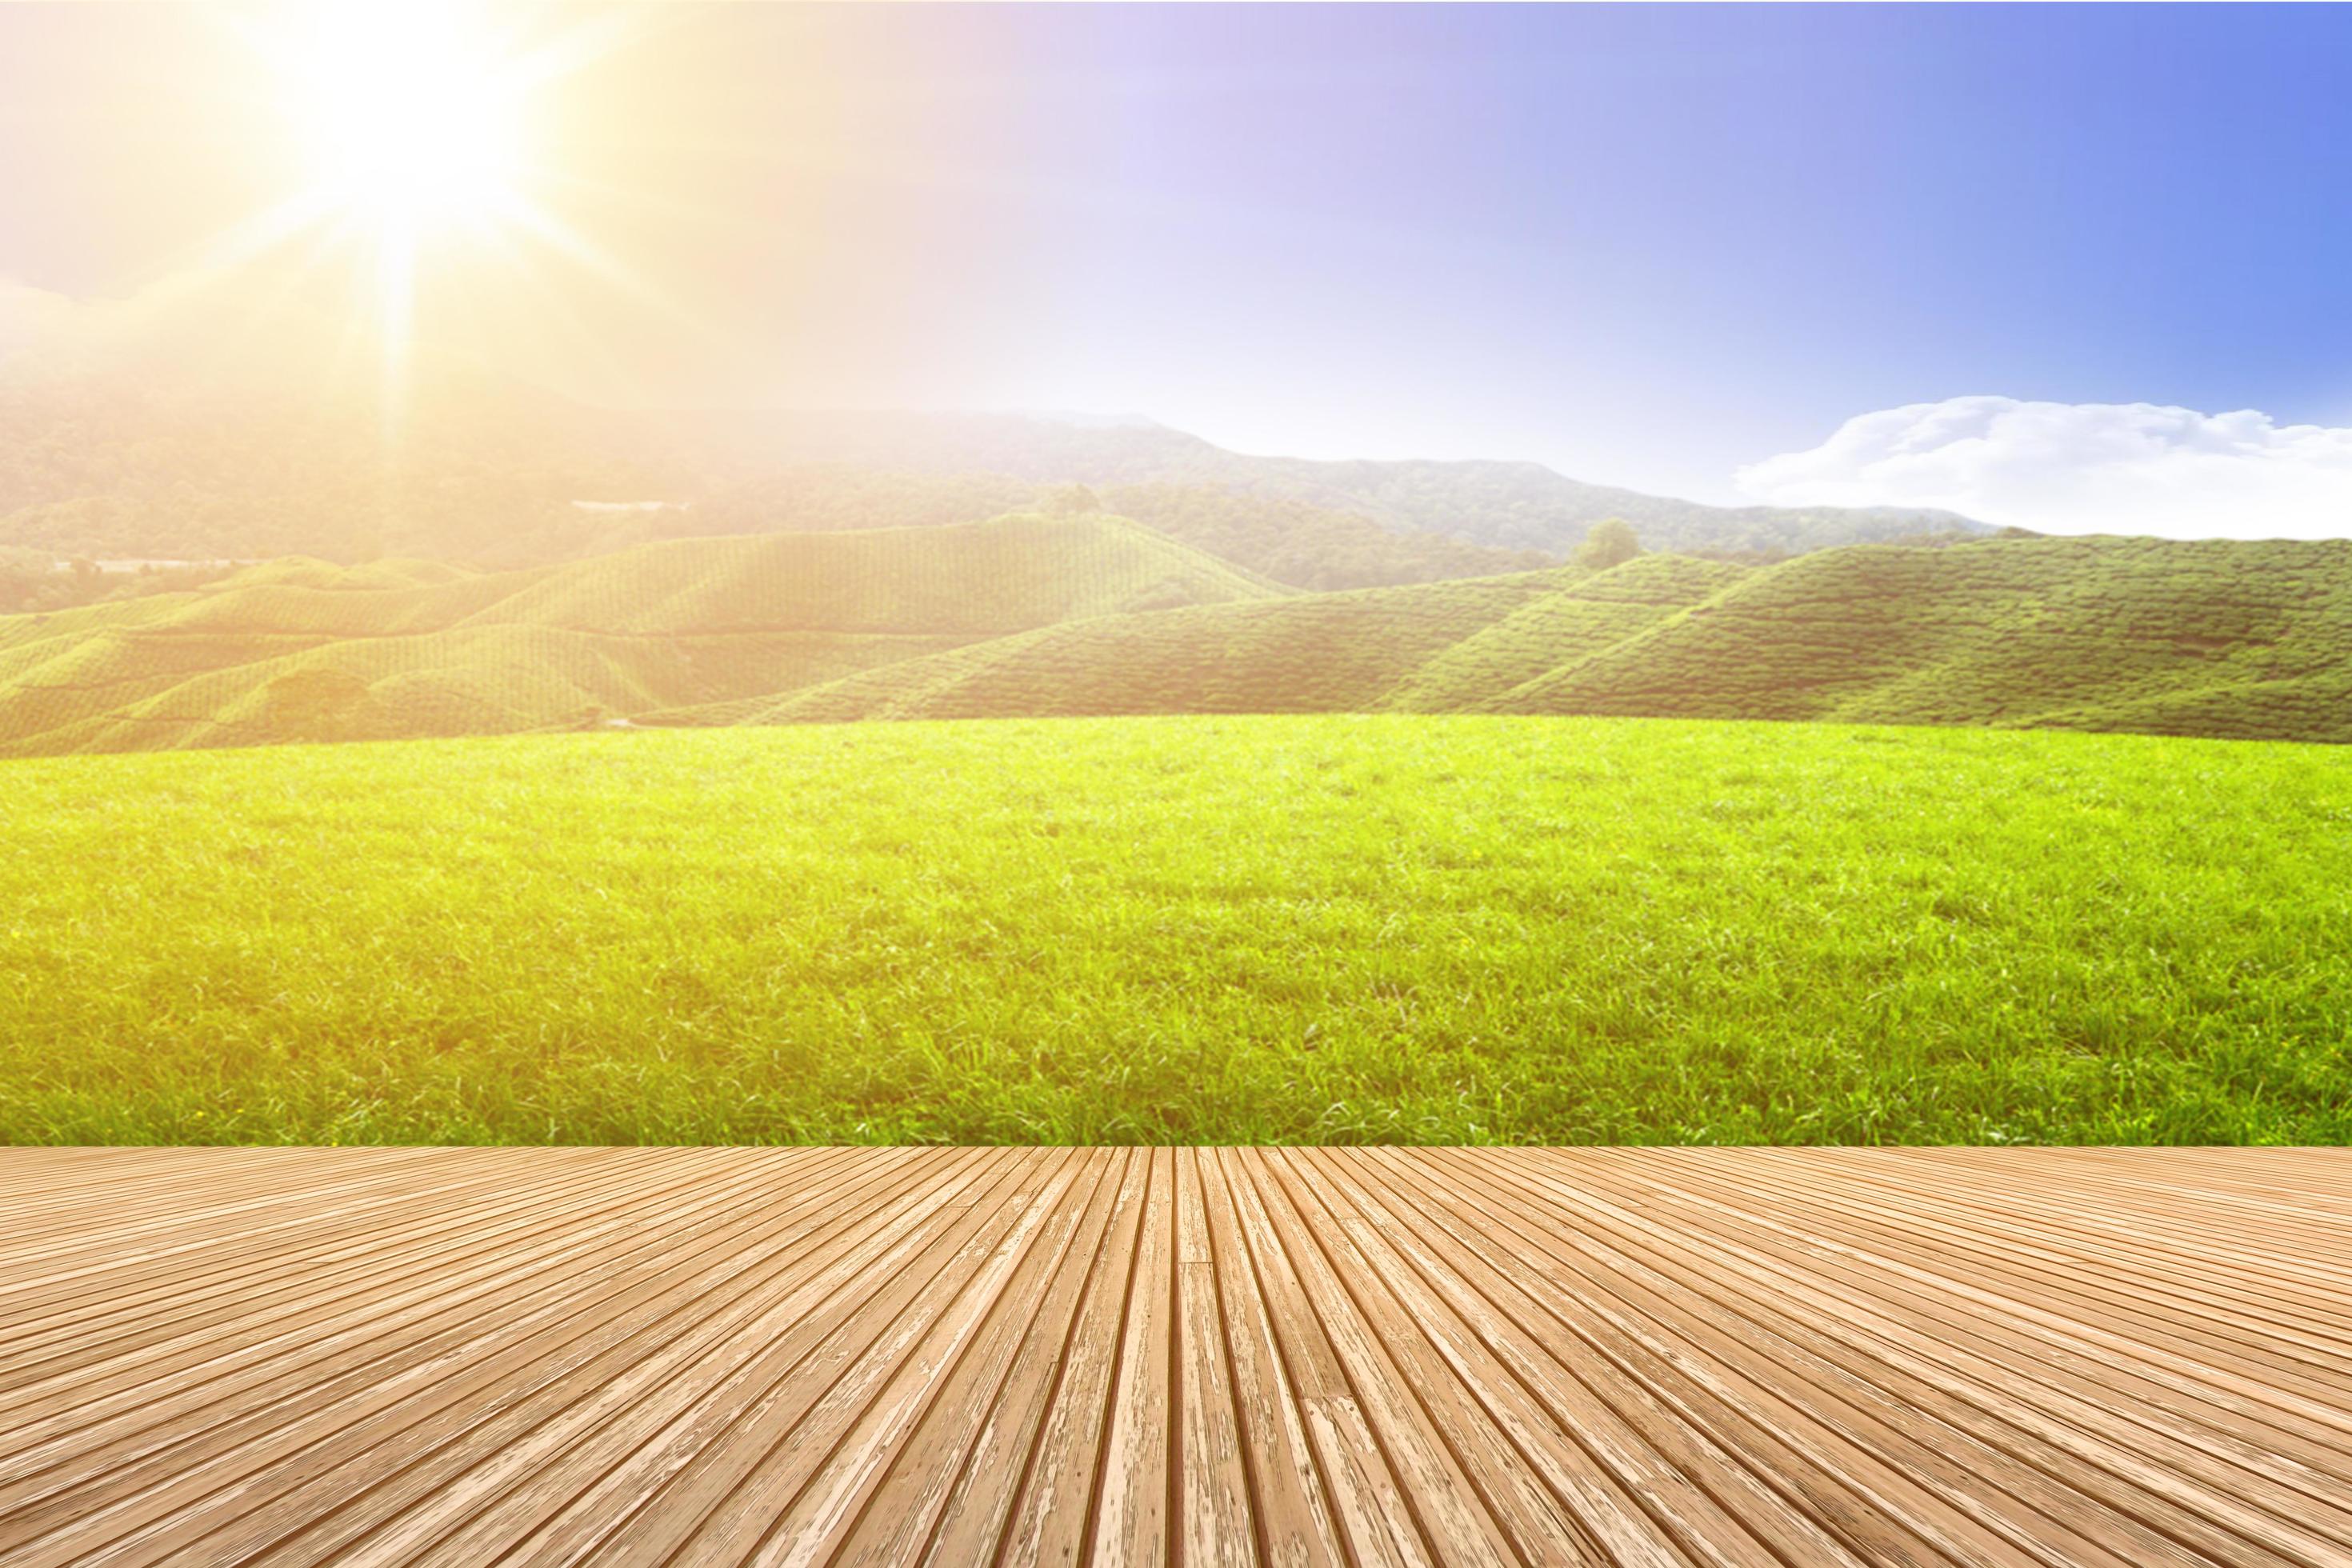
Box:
970 2 2352 506
3 2 2350 527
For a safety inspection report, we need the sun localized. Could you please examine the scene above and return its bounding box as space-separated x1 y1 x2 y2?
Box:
294 2 530 239
196 0 677 422
202 2 662 416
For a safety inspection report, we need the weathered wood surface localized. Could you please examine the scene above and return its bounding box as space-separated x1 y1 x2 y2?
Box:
1 1146 2346 1565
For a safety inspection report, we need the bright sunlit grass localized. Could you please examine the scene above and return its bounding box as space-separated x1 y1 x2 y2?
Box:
2 715 2346 1146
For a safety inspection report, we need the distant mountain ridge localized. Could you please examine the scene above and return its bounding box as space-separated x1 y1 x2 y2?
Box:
0 328 1984 584
683 407 1987 558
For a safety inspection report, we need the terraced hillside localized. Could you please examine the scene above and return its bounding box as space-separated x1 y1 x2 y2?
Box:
8 529 2352 754
694 476 1558 590
0 513 1277 755
1486 534 2352 740
720 554 1746 723
721 535 2352 744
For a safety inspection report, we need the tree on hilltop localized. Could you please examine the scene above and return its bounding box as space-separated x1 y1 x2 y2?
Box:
1572 518 1642 570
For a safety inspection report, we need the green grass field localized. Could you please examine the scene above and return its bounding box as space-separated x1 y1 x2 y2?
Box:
4 714 2346 1146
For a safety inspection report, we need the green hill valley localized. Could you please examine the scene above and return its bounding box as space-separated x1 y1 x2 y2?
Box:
722 553 1750 725
706 533 2352 746
9 526 2352 755
0 512 1277 755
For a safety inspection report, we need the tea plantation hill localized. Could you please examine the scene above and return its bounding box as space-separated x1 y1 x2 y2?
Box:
698 554 1747 724
722 534 2352 745
1482 534 2352 739
0 512 1276 755
693 477 1560 591
9 522 2352 755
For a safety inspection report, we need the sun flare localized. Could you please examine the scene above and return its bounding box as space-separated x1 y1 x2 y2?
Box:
293 2 530 238
214 0 642 401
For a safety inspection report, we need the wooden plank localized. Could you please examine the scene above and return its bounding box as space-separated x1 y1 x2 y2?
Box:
705 1150 1093 1567
382 1149 1039 1566
0 1147 2346 1566
1086 1144 1177 1566
1192 1148 1340 1568
6 1150 912 1566
1210 1147 1432 1568
104 1150 938 1568
1305 1148 1858 1568
837 1147 1128 1564
1227 1147 1519 1567
994 1146 1156 1567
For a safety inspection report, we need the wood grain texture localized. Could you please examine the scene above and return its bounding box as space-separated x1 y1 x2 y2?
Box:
1 1147 2346 1566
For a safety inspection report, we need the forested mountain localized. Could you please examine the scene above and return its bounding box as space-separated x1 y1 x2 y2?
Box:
690 474 1555 590
0 327 1981 588
680 408 1986 557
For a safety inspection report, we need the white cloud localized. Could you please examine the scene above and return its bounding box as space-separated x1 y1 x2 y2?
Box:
1737 396 2352 541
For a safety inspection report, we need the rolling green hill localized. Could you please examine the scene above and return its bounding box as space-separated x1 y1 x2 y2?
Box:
717 534 2352 746
0 513 1278 755
8 528 2352 756
693 474 1558 590
1483 534 2352 739
724 554 1747 724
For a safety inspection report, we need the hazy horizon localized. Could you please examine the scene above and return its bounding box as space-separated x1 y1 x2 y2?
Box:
4 2 2351 536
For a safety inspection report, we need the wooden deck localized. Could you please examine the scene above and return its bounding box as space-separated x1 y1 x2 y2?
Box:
2 1148 2348 1566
